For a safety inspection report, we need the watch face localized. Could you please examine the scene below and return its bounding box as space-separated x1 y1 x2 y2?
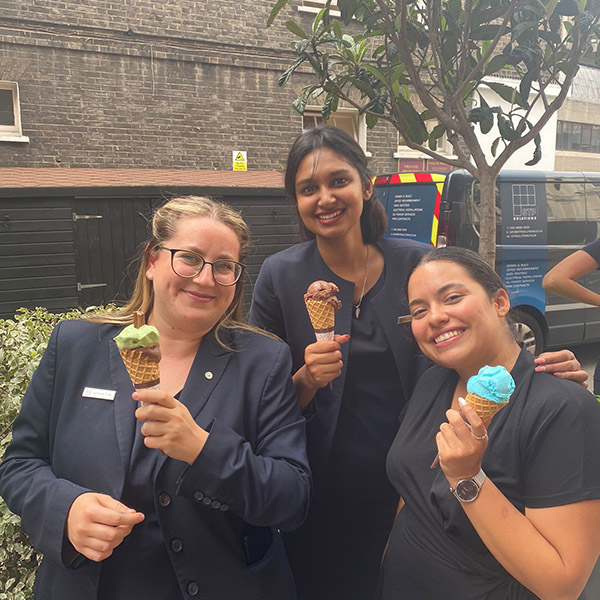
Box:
455 479 479 502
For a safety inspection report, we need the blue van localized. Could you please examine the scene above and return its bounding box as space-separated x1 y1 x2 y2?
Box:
375 169 600 353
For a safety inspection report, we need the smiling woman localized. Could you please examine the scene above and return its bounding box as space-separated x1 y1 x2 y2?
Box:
379 247 600 599
0 196 311 600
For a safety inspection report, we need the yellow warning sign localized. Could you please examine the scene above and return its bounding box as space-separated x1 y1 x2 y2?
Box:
233 150 247 171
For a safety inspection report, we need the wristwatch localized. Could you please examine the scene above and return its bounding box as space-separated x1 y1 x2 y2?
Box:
450 468 487 503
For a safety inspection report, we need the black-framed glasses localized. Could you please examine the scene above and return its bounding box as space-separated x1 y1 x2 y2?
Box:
159 247 244 286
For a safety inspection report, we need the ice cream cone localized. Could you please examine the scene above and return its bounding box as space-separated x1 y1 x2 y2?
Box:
465 392 509 424
305 299 335 341
120 347 161 389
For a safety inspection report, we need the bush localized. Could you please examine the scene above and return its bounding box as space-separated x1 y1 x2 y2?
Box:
0 306 113 599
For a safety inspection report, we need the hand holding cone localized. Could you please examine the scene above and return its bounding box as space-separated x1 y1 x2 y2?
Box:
431 365 514 468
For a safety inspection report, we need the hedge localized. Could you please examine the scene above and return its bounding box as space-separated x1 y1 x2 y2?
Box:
0 307 111 599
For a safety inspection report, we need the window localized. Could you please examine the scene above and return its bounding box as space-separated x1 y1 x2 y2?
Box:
303 107 369 154
299 0 340 15
0 82 28 142
395 128 455 160
556 120 600 154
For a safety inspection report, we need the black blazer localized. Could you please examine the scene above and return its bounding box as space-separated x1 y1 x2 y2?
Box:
0 320 311 600
249 237 430 493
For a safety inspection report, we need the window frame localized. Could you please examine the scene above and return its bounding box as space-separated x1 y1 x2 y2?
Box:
0 81 29 142
556 120 600 154
298 0 341 16
302 106 370 155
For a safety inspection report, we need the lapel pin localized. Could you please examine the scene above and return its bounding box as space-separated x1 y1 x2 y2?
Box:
204 371 213 380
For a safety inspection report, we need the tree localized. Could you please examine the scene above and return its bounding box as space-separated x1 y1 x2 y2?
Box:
268 0 600 265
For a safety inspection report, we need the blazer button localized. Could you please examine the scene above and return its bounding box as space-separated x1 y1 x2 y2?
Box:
171 538 183 553
210 500 221 510
202 496 212 506
204 371 213 380
158 492 171 507
219 503 229 512
187 581 199 596
193 491 204 502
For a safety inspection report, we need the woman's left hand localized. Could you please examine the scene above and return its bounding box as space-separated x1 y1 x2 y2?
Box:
534 349 588 388
437 403 488 486
133 389 209 464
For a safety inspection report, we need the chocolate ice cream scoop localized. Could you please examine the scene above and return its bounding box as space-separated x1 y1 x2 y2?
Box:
304 280 342 311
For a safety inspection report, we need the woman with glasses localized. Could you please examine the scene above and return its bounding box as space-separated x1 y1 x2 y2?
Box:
0 196 311 600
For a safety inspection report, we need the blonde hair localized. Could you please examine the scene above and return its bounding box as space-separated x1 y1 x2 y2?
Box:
91 196 267 350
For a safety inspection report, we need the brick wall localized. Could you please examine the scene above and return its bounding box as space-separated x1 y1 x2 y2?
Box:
0 0 400 174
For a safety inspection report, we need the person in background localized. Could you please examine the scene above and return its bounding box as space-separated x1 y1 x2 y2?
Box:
0 196 311 600
380 246 600 600
542 239 600 394
250 125 588 600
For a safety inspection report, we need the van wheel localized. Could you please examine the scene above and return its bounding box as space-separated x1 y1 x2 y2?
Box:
510 310 543 355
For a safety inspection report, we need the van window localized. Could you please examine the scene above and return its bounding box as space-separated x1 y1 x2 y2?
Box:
545 182 586 245
586 182 600 241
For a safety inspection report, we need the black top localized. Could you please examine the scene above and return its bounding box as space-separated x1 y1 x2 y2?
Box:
583 239 600 265
311 268 406 600
381 348 600 600
98 400 183 600
249 237 431 600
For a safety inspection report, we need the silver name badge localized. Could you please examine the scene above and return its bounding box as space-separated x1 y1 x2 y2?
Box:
82 387 116 401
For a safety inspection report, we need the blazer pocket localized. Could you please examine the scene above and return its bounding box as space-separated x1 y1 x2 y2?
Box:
243 526 273 567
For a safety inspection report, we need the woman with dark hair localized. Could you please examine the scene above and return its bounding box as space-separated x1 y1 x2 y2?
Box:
380 247 600 599
250 125 588 600
0 196 311 600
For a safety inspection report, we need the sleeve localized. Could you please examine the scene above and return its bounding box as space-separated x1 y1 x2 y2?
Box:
0 323 91 565
521 382 600 508
582 239 600 265
175 342 311 531
248 258 287 340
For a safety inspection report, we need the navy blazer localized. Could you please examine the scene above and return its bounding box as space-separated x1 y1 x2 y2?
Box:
0 320 311 600
249 237 431 493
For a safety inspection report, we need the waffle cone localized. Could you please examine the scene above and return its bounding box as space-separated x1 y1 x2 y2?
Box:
120 348 160 389
305 299 335 333
465 392 508 424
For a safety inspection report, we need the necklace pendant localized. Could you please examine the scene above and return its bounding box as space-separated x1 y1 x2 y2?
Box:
354 306 361 319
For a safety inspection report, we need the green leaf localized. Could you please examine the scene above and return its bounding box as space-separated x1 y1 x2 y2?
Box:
267 0 291 27
428 123 447 150
292 90 310 114
285 20 308 39
471 25 502 40
448 0 462 20
366 112 380 128
556 0 580 15
519 68 535 100
546 0 560 16
484 54 510 76
491 137 501 157
497 114 521 141
362 63 389 85
511 20 540 42
486 81 529 109
313 5 329 34
396 95 429 144
278 56 305 87
525 145 542 165
332 18 343 39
